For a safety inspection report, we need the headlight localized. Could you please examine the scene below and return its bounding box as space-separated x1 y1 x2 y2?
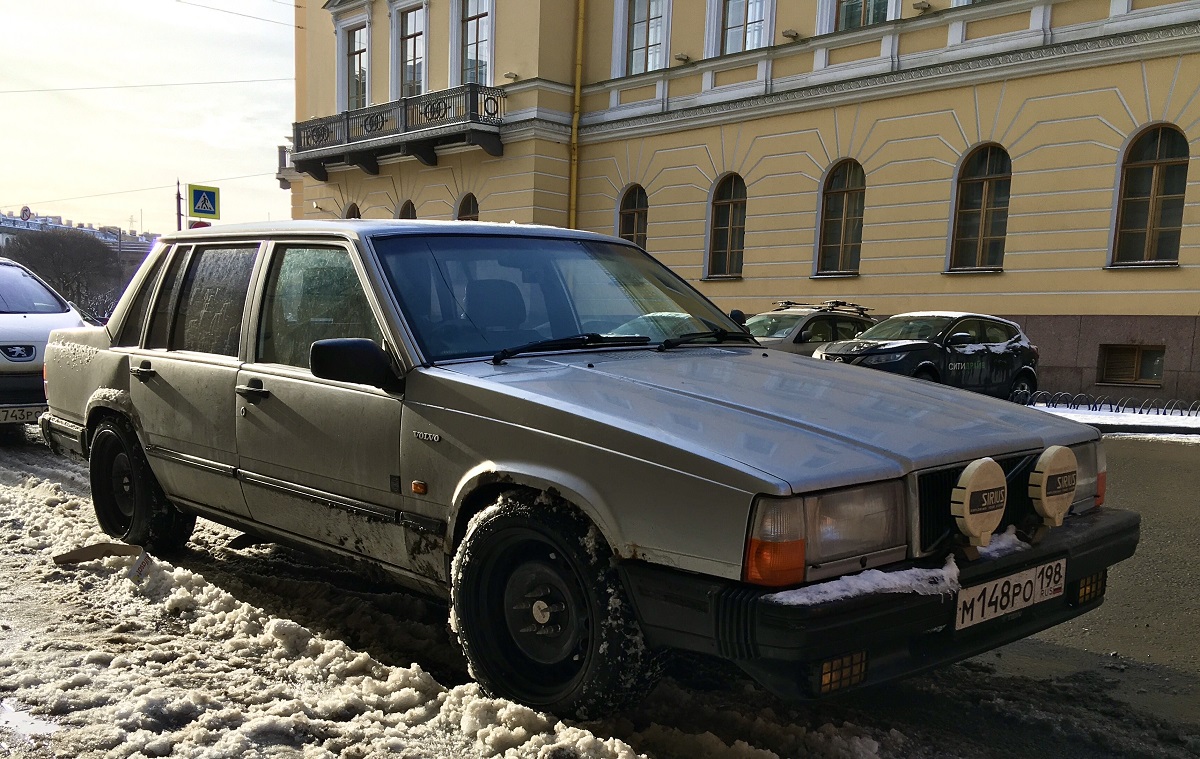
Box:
1070 441 1107 513
860 352 906 365
745 481 907 587
812 347 825 359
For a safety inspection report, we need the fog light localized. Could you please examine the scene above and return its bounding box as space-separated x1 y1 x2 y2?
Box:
1072 570 1107 605
817 651 868 694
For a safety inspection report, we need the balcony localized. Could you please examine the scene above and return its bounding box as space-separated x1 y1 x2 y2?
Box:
290 83 506 181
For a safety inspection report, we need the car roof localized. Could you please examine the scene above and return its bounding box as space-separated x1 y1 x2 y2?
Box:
887 311 1022 328
158 219 625 245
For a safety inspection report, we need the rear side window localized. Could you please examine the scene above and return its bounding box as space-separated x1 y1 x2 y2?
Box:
115 253 167 347
0 263 67 314
169 245 259 356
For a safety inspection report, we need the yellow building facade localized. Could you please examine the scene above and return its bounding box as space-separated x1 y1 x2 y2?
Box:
282 0 1200 400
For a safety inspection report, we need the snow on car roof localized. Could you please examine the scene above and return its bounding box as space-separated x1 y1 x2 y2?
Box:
889 311 1022 327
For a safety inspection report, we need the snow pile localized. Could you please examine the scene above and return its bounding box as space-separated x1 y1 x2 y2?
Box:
0 463 901 758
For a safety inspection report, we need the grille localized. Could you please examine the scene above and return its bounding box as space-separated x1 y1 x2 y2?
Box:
916 453 1039 553
0 373 45 405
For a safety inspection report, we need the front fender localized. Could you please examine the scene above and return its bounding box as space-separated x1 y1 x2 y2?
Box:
450 461 625 556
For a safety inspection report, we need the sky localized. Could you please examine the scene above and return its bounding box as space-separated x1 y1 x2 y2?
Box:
0 0 297 236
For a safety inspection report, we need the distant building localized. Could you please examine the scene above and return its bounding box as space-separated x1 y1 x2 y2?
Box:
278 0 1200 400
0 212 156 276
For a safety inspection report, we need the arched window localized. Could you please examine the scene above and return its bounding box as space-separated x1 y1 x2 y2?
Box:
457 193 479 221
951 145 1011 270
1114 125 1189 265
619 185 648 248
818 160 865 274
708 174 746 277
344 202 361 219
397 200 417 219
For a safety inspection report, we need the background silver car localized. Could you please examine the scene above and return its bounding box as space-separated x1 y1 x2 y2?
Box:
745 300 875 356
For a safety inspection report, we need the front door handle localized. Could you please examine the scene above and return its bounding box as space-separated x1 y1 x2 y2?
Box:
235 380 271 403
129 361 156 381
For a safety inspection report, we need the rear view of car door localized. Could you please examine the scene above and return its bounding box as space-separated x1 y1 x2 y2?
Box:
234 243 416 576
127 243 258 518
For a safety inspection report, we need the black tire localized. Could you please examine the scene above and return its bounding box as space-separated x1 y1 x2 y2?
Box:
450 492 661 718
0 424 27 445
914 368 938 383
89 416 195 554
1009 372 1037 403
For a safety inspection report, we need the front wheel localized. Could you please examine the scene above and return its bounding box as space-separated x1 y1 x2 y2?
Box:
450 492 660 718
914 368 938 383
89 416 194 554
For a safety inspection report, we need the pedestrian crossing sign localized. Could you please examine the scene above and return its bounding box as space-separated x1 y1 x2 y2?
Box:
187 184 221 220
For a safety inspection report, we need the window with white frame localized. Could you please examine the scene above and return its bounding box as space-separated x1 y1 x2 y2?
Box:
613 0 672 77
458 0 490 85
704 0 774 57
837 0 889 30
398 5 424 97
627 0 665 75
722 0 766 54
347 24 369 110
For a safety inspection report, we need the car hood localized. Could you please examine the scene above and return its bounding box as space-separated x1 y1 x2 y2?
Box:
437 347 1095 494
0 312 85 370
822 339 927 355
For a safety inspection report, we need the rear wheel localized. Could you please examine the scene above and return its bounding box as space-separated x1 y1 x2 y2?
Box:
89 416 194 554
450 492 660 718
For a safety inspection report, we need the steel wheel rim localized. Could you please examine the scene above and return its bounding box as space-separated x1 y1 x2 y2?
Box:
469 528 592 703
108 448 136 528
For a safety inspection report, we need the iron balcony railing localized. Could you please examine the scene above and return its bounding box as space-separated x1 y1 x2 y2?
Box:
293 83 506 154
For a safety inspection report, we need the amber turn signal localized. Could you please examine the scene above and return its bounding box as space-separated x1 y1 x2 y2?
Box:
744 537 806 586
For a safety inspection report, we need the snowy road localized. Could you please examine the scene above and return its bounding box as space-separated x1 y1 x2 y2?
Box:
1 429 1198 759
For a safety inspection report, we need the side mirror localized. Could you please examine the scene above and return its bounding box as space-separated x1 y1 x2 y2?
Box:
311 338 400 390
729 309 747 327
947 332 973 346
799 329 814 343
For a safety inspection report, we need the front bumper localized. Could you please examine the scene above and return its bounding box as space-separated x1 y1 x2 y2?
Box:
619 506 1139 699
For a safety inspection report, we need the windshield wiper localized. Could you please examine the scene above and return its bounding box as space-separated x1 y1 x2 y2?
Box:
658 329 758 350
492 333 651 364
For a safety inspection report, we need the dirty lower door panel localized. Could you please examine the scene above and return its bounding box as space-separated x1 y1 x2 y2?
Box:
233 365 415 569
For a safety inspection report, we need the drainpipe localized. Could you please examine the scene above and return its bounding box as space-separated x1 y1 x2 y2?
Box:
568 0 586 229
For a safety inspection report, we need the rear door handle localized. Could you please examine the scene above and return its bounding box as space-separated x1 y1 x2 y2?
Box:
129 361 156 381
235 381 270 402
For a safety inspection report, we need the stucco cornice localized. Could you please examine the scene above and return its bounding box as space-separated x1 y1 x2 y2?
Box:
579 20 1200 143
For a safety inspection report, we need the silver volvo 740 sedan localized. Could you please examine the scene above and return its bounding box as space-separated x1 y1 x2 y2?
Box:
41 220 1138 718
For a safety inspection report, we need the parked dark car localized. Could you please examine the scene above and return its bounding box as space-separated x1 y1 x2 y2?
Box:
815 311 1038 400
744 300 875 356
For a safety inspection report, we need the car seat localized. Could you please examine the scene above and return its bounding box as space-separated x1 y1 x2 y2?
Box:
464 279 543 347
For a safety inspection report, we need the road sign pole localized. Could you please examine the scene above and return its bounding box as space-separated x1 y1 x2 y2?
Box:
176 180 183 231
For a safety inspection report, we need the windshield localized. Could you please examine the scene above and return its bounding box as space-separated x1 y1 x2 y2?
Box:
0 263 68 314
744 312 805 338
372 234 741 361
856 315 953 341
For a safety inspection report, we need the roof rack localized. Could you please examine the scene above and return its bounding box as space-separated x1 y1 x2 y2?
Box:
770 299 873 317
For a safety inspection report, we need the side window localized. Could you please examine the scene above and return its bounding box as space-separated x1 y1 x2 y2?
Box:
114 252 167 347
803 318 835 343
836 319 867 340
949 319 984 342
983 321 1015 343
170 245 259 356
145 247 189 350
257 246 384 369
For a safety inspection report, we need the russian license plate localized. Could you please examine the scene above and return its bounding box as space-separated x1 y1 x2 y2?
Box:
0 406 46 424
955 559 1066 630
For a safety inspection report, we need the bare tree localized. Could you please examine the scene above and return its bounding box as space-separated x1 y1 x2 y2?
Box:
4 230 124 316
